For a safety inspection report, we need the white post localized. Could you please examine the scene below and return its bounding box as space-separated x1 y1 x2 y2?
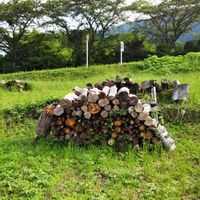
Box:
120 41 124 66
153 86 157 104
120 50 123 66
86 34 89 68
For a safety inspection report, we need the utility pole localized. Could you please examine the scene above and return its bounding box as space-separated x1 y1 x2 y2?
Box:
86 34 89 68
120 41 124 66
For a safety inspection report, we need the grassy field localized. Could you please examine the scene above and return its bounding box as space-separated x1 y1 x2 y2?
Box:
0 63 200 200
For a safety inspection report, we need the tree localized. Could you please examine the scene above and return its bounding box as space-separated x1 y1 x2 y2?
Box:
73 0 126 60
0 0 42 69
44 0 126 65
129 0 200 53
93 33 155 64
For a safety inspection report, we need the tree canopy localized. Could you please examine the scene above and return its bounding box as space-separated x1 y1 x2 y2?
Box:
129 0 200 53
0 0 43 69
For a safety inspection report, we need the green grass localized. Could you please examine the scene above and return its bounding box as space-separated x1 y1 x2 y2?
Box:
0 62 200 199
0 64 200 111
0 120 199 200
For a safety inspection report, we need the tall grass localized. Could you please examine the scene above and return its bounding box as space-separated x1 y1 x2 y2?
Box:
0 70 200 111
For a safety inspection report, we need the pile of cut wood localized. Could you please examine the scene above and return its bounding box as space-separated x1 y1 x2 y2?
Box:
0 80 30 91
36 76 176 151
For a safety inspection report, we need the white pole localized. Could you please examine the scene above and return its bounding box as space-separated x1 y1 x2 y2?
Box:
86 34 89 68
153 86 157 104
120 41 124 66
120 50 123 66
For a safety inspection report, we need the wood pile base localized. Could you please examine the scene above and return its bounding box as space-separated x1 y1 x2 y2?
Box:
36 76 176 151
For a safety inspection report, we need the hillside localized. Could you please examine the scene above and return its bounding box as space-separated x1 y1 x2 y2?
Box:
108 22 200 42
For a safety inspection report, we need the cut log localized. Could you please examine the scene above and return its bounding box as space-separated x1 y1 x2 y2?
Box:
65 118 76 127
101 110 109 118
73 99 82 108
74 124 83 133
76 109 83 117
128 94 138 106
135 100 144 113
156 124 176 151
140 131 145 138
44 104 55 116
108 138 115 146
172 83 189 101
111 132 118 139
128 106 135 114
145 130 153 141
117 87 130 102
65 127 71 135
60 93 78 108
86 83 93 89
73 86 84 96
104 104 112 112
131 111 138 118
142 103 151 113
144 117 157 127
80 88 88 102
113 120 122 127
112 99 119 105
81 105 88 112
88 88 100 103
56 118 63 126
53 104 64 116
113 127 121 133
36 112 54 138
88 103 101 114
140 80 156 92
120 102 128 109
144 116 153 126
71 110 77 117
99 86 110 99
84 111 91 119
161 79 170 90
129 83 140 94
95 83 104 90
98 98 109 107
138 112 149 121
139 124 145 131
108 85 117 100
172 80 180 88
113 105 120 111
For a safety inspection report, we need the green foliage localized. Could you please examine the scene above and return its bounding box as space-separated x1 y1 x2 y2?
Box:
141 52 200 74
0 31 73 72
93 33 155 64
0 0 42 70
184 39 200 53
3 98 59 125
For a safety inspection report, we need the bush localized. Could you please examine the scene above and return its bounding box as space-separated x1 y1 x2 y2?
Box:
141 52 200 74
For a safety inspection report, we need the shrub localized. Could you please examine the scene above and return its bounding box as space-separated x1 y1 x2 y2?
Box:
142 52 200 74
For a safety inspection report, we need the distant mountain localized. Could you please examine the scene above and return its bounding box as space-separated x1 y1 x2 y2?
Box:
107 21 200 42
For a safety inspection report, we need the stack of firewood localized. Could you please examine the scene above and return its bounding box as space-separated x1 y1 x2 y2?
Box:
0 80 30 91
36 76 176 151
